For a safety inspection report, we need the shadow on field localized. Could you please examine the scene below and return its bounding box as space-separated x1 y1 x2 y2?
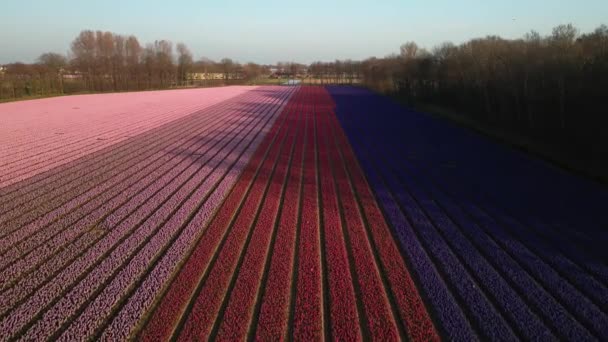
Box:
248 87 294 102
329 85 608 279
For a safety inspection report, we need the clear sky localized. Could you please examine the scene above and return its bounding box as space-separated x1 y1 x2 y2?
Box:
1 0 606 64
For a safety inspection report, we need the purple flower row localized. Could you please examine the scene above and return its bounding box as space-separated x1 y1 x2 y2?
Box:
329 86 608 341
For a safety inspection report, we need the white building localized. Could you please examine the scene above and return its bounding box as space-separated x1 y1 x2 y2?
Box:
189 72 224 80
188 72 245 80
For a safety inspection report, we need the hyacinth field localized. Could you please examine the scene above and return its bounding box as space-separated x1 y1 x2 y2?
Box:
329 87 608 341
0 85 606 341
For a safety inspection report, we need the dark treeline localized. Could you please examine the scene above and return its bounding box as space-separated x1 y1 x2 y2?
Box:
354 24 608 180
0 30 271 100
307 60 362 84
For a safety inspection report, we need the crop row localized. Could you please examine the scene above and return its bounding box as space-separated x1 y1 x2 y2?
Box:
1 101 207 176
328 86 608 341
316 101 361 340
0 94 265 267
77 87 294 341
0 91 280 290
0 89 273 214
212 98 300 339
398 154 602 339
0 89 268 226
137 86 438 341
0 99 265 307
0 86 295 340
1 85 446 341
176 98 294 341
253 89 306 340
0 87 251 162
2 92 274 334
0 90 284 272
291 88 324 340
326 89 438 341
137 87 296 341
99 113 285 341
0 87 253 187
0 87 248 148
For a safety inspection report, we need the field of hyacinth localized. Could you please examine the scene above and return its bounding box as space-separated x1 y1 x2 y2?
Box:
329 86 608 341
1 85 606 341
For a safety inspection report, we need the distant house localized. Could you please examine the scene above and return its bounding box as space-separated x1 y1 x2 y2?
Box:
61 70 84 80
0 66 6 76
188 72 224 80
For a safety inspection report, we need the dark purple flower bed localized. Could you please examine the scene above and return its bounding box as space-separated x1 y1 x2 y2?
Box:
328 86 608 341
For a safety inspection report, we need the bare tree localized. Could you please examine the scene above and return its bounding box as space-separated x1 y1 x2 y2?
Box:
112 34 126 90
176 43 193 86
37 52 67 93
155 40 174 87
243 62 262 82
96 31 115 91
125 35 142 89
220 58 234 80
400 41 419 59
71 30 97 90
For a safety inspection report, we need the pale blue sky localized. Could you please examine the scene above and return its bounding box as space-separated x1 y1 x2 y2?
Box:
1 0 606 64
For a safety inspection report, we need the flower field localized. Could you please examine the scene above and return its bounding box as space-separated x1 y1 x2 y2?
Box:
328 86 608 341
1 84 605 341
137 86 437 341
0 86 292 340
0 87 252 188
0 85 437 341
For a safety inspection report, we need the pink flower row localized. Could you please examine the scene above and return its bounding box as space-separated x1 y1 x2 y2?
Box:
0 86 253 187
0 108 251 292
0 88 261 224
0 86 294 340
2 91 268 272
1 100 259 324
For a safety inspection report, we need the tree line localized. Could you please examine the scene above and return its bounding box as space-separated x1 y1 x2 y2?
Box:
308 60 362 84
0 30 273 100
355 24 608 180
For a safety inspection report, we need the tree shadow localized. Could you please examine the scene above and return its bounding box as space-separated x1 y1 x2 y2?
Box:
329 85 608 306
